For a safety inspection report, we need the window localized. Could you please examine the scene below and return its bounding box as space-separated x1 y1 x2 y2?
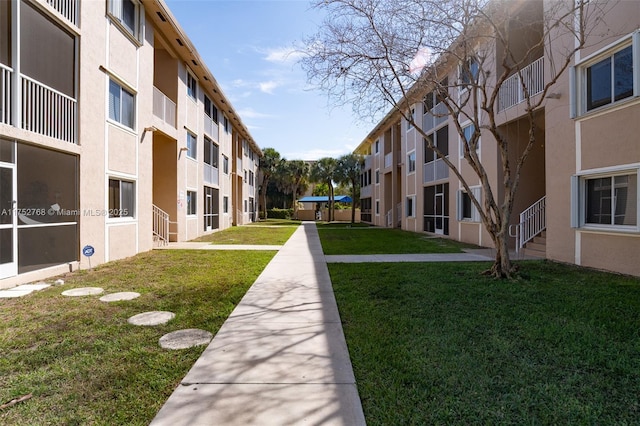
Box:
244 170 247 183
573 169 638 230
187 72 197 100
223 155 229 174
249 170 254 186
460 124 479 157
186 191 197 215
586 174 636 226
204 137 218 168
223 196 229 214
108 79 135 129
186 132 197 159
586 45 633 111
406 197 414 217
407 108 416 130
204 96 218 122
375 200 379 215
223 116 230 133
423 78 448 113
425 126 449 163
375 169 380 184
408 152 416 173
375 140 380 153
460 57 479 87
108 0 140 39
457 187 482 222
108 178 135 218
244 200 248 212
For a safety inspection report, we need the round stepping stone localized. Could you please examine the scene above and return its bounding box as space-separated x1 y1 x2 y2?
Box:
99 292 140 302
128 311 175 326
61 287 104 297
159 329 213 350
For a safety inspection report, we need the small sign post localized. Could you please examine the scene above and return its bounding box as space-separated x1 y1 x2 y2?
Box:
82 245 95 269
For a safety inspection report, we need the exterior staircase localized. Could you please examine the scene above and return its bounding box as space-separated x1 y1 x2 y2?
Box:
523 230 546 258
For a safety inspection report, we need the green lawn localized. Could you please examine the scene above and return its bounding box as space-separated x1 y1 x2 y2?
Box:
246 219 302 226
329 261 640 425
318 226 477 255
0 250 275 425
191 224 298 245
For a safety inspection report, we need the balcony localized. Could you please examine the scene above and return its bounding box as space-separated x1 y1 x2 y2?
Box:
0 64 12 125
204 163 219 186
153 86 176 128
21 75 77 144
46 0 79 26
498 57 545 112
423 158 449 183
384 152 393 169
204 115 219 142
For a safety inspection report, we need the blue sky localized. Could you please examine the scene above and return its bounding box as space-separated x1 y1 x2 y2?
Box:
164 0 375 161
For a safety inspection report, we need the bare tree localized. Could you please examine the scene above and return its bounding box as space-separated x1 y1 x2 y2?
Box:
301 0 612 278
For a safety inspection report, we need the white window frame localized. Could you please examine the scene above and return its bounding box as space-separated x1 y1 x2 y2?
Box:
459 56 479 90
375 200 380 216
186 132 197 160
571 164 640 232
107 0 142 41
108 177 135 219
407 151 416 174
459 122 480 158
187 71 197 100
223 196 229 214
223 155 229 174
108 79 135 130
186 190 197 216
375 169 380 185
571 32 639 118
457 186 482 222
406 196 415 218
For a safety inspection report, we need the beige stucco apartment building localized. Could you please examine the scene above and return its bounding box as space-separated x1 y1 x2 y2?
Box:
357 0 639 276
0 0 261 288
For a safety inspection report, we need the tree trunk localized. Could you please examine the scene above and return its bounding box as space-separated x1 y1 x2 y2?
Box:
351 186 356 224
488 226 514 279
261 177 269 220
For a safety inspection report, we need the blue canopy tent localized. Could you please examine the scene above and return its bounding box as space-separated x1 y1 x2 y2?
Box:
298 195 352 203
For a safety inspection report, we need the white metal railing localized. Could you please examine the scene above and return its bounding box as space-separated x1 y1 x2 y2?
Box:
423 158 449 183
21 75 77 143
510 196 546 251
498 57 545 112
204 115 219 141
0 64 12 125
152 204 169 246
384 152 393 168
386 210 392 227
47 0 79 26
204 163 219 186
153 86 176 128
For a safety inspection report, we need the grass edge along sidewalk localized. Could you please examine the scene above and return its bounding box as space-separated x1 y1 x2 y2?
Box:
328 260 640 425
0 249 275 425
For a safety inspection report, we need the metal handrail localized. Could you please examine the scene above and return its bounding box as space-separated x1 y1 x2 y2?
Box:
512 196 546 251
152 204 169 245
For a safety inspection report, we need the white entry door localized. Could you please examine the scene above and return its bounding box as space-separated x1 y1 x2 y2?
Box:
0 162 17 278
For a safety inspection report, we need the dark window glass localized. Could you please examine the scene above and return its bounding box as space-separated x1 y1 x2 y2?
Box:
122 0 136 34
614 46 633 101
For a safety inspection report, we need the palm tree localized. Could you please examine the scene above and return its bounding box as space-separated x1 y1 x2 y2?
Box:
310 157 337 222
286 160 310 219
258 148 281 220
335 153 364 224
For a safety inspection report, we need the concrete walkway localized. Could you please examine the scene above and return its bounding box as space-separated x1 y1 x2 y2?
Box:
151 222 366 426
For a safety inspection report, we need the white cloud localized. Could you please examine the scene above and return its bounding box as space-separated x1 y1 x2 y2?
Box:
237 107 274 120
259 80 280 94
264 45 305 64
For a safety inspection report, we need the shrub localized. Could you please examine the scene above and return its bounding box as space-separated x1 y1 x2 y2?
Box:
266 208 293 219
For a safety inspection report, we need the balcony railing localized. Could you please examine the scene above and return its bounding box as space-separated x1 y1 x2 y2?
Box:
0 64 12 125
22 75 77 144
153 86 176 128
47 0 79 26
204 115 219 141
423 158 449 183
204 163 219 186
498 57 545 112
384 152 393 168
